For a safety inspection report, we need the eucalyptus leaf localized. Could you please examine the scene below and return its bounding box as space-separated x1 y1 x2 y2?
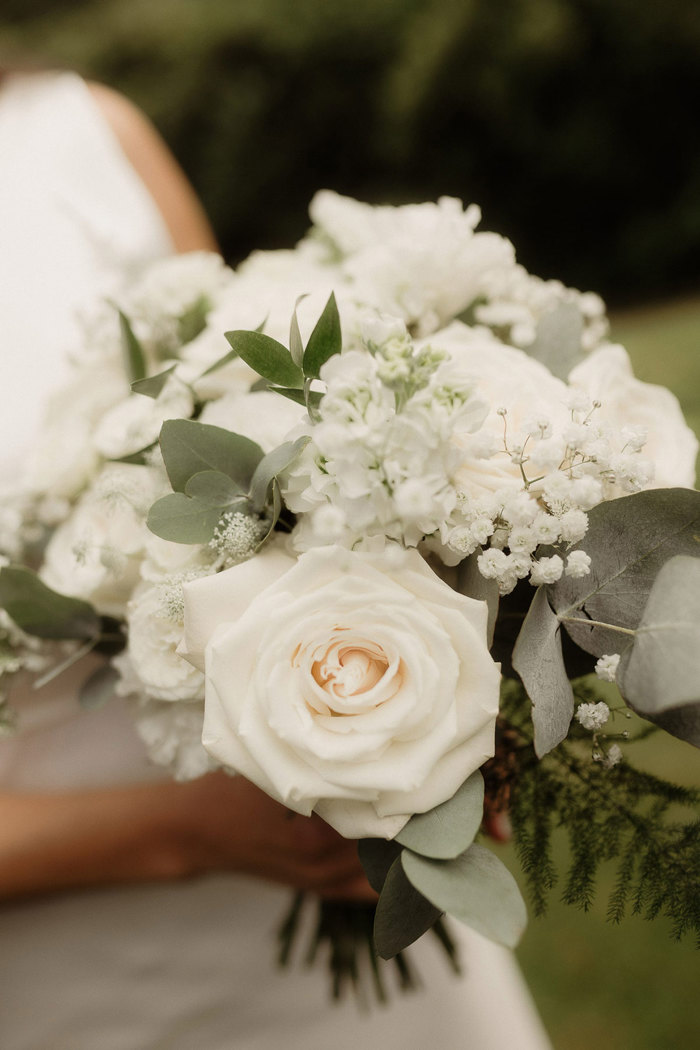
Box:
302 292 342 379
184 470 244 507
147 493 221 544
289 294 308 369
549 488 700 657
527 301 584 379
224 330 304 389
395 771 484 859
374 854 443 959
249 437 310 512
455 550 499 647
512 585 574 757
79 664 120 710
131 365 176 399
260 479 283 543
118 310 147 383
357 838 402 894
402 842 527 949
159 418 264 493
177 295 210 345
0 566 100 640
617 555 700 747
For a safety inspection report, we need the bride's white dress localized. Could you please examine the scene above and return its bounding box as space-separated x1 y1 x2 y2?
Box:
0 72 552 1049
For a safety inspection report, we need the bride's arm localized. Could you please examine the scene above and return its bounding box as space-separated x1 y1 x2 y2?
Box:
86 82 219 254
0 773 375 901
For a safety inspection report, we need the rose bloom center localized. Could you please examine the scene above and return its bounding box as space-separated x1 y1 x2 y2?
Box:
310 634 389 711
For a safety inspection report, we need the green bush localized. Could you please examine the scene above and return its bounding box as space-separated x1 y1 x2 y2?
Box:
3 0 700 300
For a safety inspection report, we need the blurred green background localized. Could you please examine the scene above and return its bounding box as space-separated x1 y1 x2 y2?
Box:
2 2 699 1047
3 0 700 301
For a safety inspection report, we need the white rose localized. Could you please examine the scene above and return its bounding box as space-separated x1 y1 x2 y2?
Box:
181 544 500 839
570 344 698 488
426 322 571 498
200 391 304 453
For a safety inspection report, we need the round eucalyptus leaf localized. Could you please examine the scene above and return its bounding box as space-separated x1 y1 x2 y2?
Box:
617 554 700 747
374 855 442 960
395 771 485 859
402 843 527 949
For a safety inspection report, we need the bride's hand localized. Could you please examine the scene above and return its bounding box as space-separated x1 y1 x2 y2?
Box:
174 772 376 901
0 774 376 902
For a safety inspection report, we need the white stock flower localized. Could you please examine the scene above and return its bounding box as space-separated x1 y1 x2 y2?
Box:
181 544 500 839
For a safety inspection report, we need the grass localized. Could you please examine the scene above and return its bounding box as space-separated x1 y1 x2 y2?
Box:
507 296 700 1050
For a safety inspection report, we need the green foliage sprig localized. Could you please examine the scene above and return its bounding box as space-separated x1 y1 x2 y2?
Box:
500 680 700 944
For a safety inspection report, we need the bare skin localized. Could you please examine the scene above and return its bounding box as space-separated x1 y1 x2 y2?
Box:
0 82 373 905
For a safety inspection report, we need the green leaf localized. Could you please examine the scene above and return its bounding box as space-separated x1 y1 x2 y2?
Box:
147 493 221 544
455 550 499 647
249 437 310 511
374 854 443 959
549 488 700 657
224 330 304 389
131 365 176 399
357 838 402 894
289 294 308 369
177 295 209 345
79 664 120 710
527 301 584 379
0 566 100 640
302 291 342 379
159 418 264 493
119 310 147 383
395 771 485 859
184 470 244 507
402 842 527 949
270 386 324 412
617 555 700 747
512 585 574 757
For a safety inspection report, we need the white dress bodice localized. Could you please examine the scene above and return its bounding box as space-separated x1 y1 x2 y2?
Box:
0 72 552 1049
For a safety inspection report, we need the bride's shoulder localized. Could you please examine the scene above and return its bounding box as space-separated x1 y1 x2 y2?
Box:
85 81 217 254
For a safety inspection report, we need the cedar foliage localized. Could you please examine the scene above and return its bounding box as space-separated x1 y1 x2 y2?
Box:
500 680 700 945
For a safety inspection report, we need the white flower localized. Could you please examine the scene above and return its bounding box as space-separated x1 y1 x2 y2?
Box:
94 377 195 460
570 344 698 488
601 743 623 769
576 701 610 731
565 550 591 578
310 191 515 336
116 581 205 703
199 390 304 453
595 653 620 683
529 555 564 586
24 365 128 499
129 696 216 781
181 544 500 839
40 464 164 616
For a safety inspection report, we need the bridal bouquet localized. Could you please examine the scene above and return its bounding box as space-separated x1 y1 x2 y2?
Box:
1 192 698 998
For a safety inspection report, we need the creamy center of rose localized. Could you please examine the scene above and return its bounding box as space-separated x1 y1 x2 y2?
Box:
306 631 391 713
